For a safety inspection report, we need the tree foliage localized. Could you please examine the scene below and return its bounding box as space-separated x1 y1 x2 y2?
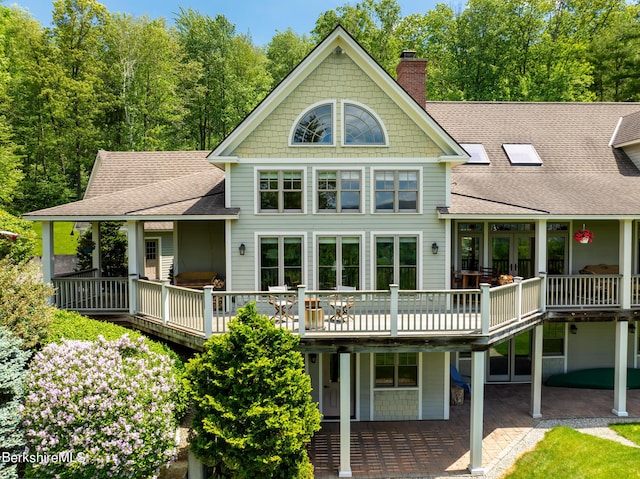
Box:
0 326 29 479
187 303 321 478
0 258 55 349
0 209 37 264
76 222 127 277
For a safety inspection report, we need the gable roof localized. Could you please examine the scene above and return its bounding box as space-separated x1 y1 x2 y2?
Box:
611 110 640 148
25 151 239 221
208 25 468 163
428 102 640 217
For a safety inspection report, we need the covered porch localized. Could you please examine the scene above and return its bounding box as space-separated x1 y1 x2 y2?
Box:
309 383 640 478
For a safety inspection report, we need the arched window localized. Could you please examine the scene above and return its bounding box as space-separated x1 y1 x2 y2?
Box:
344 103 386 145
292 103 333 144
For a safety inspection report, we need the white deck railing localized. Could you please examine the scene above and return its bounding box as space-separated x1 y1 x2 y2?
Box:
52 276 128 312
128 279 543 339
547 275 621 308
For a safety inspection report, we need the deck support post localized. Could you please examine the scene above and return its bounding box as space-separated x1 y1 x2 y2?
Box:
41 220 54 286
91 221 102 273
390 284 399 337
203 285 213 337
298 285 306 337
161 280 170 326
530 324 543 418
468 350 485 475
338 352 352 478
613 320 628 417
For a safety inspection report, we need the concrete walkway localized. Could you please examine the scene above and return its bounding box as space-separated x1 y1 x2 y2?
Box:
309 384 640 478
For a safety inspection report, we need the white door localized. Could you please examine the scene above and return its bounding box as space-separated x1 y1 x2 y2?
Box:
321 353 356 418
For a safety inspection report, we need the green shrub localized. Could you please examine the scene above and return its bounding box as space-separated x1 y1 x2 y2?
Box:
0 209 36 264
0 326 30 479
46 310 189 420
0 258 55 349
187 303 321 478
23 335 178 479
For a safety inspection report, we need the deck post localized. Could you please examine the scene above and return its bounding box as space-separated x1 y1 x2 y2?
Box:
338 352 352 477
128 274 137 315
480 283 491 334
41 221 54 286
390 284 399 337
539 272 547 311
530 324 543 418
161 280 170 326
298 285 306 337
468 350 486 475
203 285 213 338
514 276 523 321
612 320 629 417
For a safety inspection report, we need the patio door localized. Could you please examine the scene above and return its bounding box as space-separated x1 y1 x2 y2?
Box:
321 353 355 418
488 331 532 382
144 240 159 280
489 224 535 278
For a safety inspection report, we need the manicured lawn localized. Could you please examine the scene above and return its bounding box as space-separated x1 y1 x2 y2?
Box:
502 426 640 479
611 422 640 446
32 221 80 255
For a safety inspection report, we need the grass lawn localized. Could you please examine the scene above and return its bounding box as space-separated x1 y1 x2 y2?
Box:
611 422 640 446
32 221 81 255
502 426 640 479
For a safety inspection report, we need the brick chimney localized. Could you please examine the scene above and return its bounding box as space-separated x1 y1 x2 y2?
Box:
396 50 427 108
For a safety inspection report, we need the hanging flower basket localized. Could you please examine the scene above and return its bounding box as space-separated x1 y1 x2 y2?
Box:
574 229 594 244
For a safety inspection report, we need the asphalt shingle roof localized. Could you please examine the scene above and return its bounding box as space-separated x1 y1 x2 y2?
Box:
427 102 640 216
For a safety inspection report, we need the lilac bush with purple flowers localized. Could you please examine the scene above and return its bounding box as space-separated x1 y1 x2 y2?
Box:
21 335 177 479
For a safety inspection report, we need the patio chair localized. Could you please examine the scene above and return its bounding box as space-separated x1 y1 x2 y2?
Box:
328 285 356 322
479 267 499 286
268 285 296 323
450 365 471 396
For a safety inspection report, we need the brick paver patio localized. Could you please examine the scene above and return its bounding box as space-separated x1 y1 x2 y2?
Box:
309 384 640 478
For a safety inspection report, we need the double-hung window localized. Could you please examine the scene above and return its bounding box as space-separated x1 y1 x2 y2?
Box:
317 170 361 212
259 170 303 213
375 352 418 388
375 235 418 290
374 170 419 212
317 236 361 289
259 236 303 290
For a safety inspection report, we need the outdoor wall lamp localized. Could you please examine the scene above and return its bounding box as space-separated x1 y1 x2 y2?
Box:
431 242 439 255
309 353 317 364
239 243 246 256
570 324 578 334
629 323 636 334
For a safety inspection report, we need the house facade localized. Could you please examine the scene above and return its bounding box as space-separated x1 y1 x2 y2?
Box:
25 27 640 476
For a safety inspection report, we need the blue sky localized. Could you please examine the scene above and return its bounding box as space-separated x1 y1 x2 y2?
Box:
10 0 460 46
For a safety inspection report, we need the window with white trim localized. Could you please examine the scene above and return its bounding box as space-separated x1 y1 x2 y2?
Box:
317 170 361 212
343 103 386 144
375 352 418 388
292 103 333 144
259 236 303 290
317 236 361 290
375 235 418 290
259 170 303 213
374 170 418 212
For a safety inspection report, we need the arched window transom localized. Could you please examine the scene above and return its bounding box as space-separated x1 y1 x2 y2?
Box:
344 104 385 144
292 104 333 143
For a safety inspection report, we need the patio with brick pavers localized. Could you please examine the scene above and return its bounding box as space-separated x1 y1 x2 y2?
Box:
309 384 640 478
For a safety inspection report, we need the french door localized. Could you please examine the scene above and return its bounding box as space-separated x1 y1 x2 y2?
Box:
488 331 532 382
489 224 535 278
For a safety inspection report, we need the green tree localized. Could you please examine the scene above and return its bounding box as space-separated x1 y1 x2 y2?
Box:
0 258 54 349
0 209 37 263
101 14 187 150
76 222 127 277
265 29 313 86
187 303 321 478
175 9 271 150
313 0 403 74
0 326 29 479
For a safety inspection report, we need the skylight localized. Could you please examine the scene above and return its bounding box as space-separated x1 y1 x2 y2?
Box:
503 144 542 165
460 143 490 164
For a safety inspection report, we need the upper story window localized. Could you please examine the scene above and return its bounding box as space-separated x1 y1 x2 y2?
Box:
291 103 333 144
374 170 419 212
317 170 361 213
259 170 303 213
343 102 386 145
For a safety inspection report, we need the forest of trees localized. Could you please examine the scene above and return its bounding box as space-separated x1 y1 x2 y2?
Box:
0 0 638 214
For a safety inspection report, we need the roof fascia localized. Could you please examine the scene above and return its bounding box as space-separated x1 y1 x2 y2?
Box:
83 150 104 199
23 214 240 222
437 212 640 221
208 26 468 161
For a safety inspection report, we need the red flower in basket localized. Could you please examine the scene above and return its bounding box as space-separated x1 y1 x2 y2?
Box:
574 229 594 244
